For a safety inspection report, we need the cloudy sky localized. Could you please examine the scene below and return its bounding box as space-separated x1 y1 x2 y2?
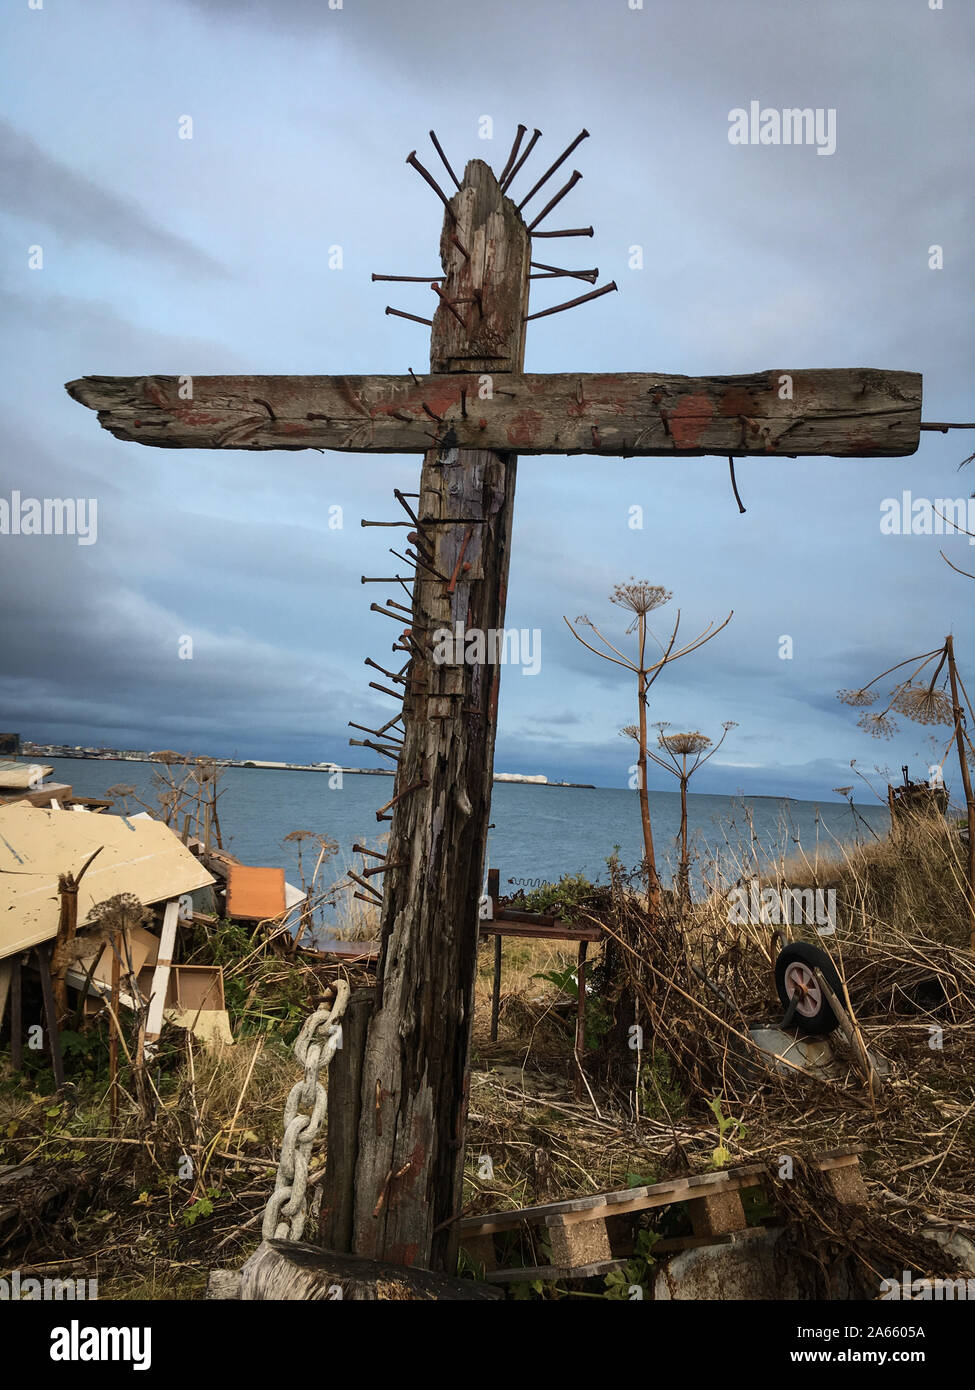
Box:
1 0 972 800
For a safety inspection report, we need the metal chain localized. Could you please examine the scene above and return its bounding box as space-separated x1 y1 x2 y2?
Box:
263 978 350 1242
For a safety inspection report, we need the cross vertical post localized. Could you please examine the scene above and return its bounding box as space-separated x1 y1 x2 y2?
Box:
343 159 530 1271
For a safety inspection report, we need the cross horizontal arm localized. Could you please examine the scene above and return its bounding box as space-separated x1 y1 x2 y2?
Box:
65 368 921 458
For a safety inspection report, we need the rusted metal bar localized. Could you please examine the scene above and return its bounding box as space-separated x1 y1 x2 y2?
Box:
429 130 461 191
501 127 541 192
517 128 589 210
530 260 598 283
361 519 412 528
368 681 404 700
525 280 617 322
394 488 420 524
406 150 456 218
375 778 428 819
354 890 384 905
362 860 409 878
372 273 443 282
430 282 467 327
349 721 404 743
385 306 434 327
526 170 583 232
497 123 527 186
349 739 401 762
365 657 406 684
352 843 388 860
530 225 594 238
361 575 414 586
347 870 384 901
449 234 471 261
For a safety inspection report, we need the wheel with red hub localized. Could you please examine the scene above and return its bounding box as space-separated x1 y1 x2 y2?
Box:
774 942 842 1036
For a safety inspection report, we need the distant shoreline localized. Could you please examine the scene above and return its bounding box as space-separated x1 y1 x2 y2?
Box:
22 751 598 790
12 752 865 804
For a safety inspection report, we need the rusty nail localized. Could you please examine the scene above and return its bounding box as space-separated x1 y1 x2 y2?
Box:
530 225 594 239
450 233 471 260
530 260 598 284
498 123 527 185
524 280 617 322
502 127 542 192
430 281 467 327
386 305 433 327
405 150 456 219
527 169 583 232
517 128 589 209
372 272 444 282
428 129 461 191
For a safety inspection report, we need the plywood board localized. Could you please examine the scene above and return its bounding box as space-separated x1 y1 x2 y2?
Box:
0 804 214 960
226 864 286 922
0 761 53 790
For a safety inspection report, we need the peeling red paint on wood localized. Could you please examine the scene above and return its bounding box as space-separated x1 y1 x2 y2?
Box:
669 392 715 447
67 369 922 457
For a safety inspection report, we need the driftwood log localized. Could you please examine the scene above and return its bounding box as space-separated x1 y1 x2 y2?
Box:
232 1240 502 1300
65 368 921 457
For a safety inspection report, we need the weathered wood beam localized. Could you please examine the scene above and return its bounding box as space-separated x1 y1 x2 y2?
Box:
65 368 922 458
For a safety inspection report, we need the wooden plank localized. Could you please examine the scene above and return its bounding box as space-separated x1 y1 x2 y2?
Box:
65 368 922 458
143 900 179 1052
479 921 602 942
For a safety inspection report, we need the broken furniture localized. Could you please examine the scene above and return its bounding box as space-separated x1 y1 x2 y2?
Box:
458 1147 867 1284
479 867 603 1086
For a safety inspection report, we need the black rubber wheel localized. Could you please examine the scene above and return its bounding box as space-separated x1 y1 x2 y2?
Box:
774 942 843 1036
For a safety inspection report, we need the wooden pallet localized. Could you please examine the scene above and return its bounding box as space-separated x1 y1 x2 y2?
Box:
459 1148 865 1283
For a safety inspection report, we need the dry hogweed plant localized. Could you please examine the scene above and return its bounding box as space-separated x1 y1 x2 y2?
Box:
838 635 975 949
565 580 732 919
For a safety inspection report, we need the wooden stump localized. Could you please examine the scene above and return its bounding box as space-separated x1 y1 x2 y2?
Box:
239 1240 502 1301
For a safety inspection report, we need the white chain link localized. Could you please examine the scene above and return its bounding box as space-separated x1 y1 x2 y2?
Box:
263 978 350 1242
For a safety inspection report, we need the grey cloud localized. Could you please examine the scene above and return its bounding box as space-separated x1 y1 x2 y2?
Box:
0 120 230 278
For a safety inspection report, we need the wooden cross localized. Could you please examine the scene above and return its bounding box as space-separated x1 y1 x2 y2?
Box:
67 129 922 1276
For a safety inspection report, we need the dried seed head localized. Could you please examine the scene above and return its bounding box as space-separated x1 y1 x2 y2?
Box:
659 731 712 756
620 724 641 742
833 786 854 797
857 710 899 740
837 688 877 708
890 683 953 726
609 579 672 617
